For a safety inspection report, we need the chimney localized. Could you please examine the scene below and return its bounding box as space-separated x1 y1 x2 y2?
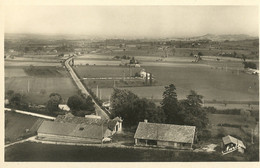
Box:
144 119 148 123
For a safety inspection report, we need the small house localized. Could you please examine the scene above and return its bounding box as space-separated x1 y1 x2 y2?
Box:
222 135 246 154
134 121 196 149
58 104 70 111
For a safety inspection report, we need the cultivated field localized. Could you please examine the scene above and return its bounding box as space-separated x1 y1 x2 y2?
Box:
5 67 78 105
73 54 258 104
207 113 257 143
74 65 142 78
5 111 44 143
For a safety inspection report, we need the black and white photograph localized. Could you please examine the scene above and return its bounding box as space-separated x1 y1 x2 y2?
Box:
1 0 260 165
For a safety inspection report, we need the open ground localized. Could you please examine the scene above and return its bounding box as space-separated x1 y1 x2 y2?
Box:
5 66 78 105
74 54 259 105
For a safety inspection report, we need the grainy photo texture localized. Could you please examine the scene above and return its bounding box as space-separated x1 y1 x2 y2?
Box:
4 6 259 162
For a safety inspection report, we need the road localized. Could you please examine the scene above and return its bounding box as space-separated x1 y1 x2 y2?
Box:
64 57 110 119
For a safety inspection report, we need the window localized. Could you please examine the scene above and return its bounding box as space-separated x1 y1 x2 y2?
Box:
79 127 84 131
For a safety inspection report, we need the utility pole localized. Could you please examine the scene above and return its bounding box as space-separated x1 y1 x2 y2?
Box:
96 85 99 97
100 89 102 100
27 79 30 93
251 128 254 144
150 73 152 85
145 72 148 85
101 122 104 146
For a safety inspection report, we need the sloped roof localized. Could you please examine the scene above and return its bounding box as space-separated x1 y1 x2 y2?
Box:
55 113 120 131
222 135 246 149
38 120 106 140
134 122 196 143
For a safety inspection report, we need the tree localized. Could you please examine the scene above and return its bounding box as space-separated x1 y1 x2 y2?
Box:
80 96 95 112
111 88 165 127
198 52 203 57
67 95 84 111
161 84 180 124
6 90 14 99
179 90 208 131
67 95 95 116
46 93 62 113
241 54 246 62
243 62 257 69
10 93 22 106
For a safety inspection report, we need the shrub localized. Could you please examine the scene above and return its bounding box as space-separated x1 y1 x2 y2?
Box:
243 62 257 69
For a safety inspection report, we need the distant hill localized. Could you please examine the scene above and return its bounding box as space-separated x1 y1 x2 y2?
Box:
5 33 258 42
187 34 258 41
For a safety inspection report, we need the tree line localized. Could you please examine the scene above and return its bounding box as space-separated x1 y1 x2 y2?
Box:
110 84 208 132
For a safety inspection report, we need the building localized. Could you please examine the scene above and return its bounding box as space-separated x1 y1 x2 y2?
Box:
222 135 246 154
37 120 110 144
55 113 123 134
58 104 70 111
134 121 196 149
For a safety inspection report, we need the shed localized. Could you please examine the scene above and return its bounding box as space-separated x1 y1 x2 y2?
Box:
134 122 196 149
222 135 246 154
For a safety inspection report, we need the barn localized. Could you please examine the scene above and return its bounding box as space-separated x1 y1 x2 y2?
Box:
55 113 123 135
134 121 196 149
37 120 110 144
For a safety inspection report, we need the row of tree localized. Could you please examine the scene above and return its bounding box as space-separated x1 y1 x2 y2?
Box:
46 93 95 117
111 84 208 131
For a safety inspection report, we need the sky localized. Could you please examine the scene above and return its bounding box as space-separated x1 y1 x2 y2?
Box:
4 6 259 38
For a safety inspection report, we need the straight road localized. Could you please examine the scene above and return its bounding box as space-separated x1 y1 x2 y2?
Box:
64 57 110 119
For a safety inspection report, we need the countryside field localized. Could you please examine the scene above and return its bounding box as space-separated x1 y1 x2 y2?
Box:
73 55 258 104
5 66 78 105
5 111 45 143
5 142 240 161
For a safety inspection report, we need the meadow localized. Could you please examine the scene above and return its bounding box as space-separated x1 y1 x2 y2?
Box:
5 67 78 105
5 111 44 143
76 61 259 103
5 142 240 161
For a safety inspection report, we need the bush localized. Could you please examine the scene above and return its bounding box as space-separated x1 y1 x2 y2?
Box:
243 62 257 69
199 129 212 140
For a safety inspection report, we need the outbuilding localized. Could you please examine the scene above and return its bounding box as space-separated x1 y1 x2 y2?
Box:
222 135 246 154
134 121 196 149
37 120 110 144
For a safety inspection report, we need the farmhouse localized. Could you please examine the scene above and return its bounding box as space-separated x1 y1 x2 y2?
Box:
134 121 196 149
222 135 246 154
55 113 123 134
37 120 110 144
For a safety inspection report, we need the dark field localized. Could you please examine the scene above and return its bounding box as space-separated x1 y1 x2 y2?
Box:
5 111 44 143
5 142 240 162
5 67 78 105
74 65 142 78
24 66 67 77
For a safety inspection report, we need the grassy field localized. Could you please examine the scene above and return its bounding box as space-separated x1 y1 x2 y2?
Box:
5 60 61 67
74 65 142 78
207 113 257 143
24 66 67 77
73 54 258 103
5 111 44 143
5 142 241 161
97 63 258 102
5 67 78 105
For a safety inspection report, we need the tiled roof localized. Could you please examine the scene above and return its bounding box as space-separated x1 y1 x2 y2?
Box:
55 113 120 131
222 135 246 149
134 122 196 143
38 120 106 140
